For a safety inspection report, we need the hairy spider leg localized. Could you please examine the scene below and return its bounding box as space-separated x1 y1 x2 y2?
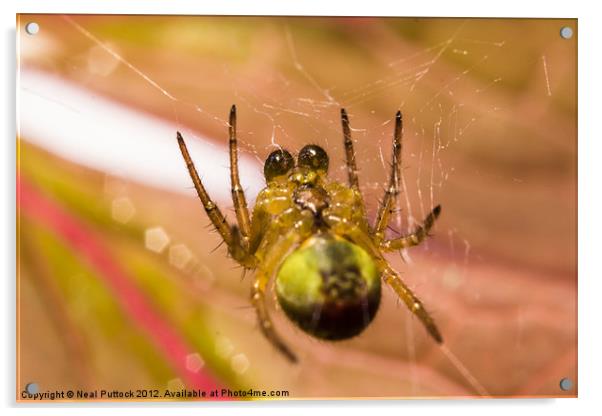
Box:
228 105 252 245
176 131 254 267
176 132 232 245
324 214 443 344
373 111 403 242
340 108 362 191
381 205 442 252
251 227 302 363
381 266 443 343
340 108 370 222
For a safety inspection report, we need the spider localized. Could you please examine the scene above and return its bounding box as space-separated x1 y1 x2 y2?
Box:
176 106 442 363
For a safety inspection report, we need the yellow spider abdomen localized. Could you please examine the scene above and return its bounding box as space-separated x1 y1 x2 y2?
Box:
275 234 381 340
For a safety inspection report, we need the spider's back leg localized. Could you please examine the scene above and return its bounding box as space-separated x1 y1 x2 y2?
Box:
382 265 443 344
251 227 303 363
381 205 442 252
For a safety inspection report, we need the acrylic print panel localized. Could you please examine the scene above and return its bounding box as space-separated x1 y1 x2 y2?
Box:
17 15 577 400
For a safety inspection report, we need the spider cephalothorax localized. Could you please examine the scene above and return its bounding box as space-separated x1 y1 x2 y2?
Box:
177 106 442 362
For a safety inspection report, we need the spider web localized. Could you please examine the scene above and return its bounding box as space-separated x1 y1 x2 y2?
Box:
18 14 577 398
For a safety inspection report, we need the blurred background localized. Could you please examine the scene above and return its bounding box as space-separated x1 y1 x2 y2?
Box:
17 15 577 399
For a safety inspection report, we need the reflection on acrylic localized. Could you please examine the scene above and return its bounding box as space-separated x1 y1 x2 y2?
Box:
17 15 577 400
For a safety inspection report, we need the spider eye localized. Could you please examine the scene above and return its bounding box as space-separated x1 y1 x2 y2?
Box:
298 144 329 173
264 149 294 182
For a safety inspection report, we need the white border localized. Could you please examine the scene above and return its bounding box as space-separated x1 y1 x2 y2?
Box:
3 1 601 416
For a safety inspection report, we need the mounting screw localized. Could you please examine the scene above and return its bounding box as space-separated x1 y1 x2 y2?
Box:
25 382 39 394
25 22 40 35
560 26 573 40
559 377 573 391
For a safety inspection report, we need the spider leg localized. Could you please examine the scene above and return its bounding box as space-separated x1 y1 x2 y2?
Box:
341 109 372 231
373 111 403 241
228 105 252 244
177 131 233 245
176 131 255 267
381 266 443 343
251 228 301 363
324 213 443 344
381 205 441 252
340 109 362 191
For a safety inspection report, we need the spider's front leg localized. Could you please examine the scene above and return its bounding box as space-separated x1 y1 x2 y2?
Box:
339 108 377 232
373 110 403 242
367 110 442 251
176 127 255 268
228 105 252 244
177 131 233 244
